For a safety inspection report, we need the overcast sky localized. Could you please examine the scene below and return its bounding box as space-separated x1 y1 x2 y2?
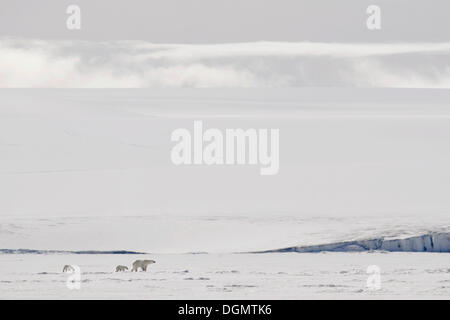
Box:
1 0 450 43
1 1 450 88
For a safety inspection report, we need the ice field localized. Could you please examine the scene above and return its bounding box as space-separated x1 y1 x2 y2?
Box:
0 88 449 299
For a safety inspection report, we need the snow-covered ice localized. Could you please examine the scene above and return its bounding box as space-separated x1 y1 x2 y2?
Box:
0 88 449 299
0 252 449 299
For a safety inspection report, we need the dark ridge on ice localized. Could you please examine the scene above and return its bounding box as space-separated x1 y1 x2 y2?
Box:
0 249 147 255
253 232 450 254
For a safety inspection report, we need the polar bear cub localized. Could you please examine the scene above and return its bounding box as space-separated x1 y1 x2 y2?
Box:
131 259 156 272
115 265 128 272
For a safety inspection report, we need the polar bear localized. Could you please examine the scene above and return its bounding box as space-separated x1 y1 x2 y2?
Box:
115 265 128 272
131 259 156 272
63 265 75 273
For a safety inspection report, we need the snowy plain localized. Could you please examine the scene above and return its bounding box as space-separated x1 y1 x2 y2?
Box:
0 88 449 299
1 252 449 299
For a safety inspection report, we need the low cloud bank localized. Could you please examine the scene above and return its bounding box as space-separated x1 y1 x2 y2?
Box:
1 38 450 88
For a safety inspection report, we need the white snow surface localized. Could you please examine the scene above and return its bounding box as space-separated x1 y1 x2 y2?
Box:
0 88 449 298
0 252 449 299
